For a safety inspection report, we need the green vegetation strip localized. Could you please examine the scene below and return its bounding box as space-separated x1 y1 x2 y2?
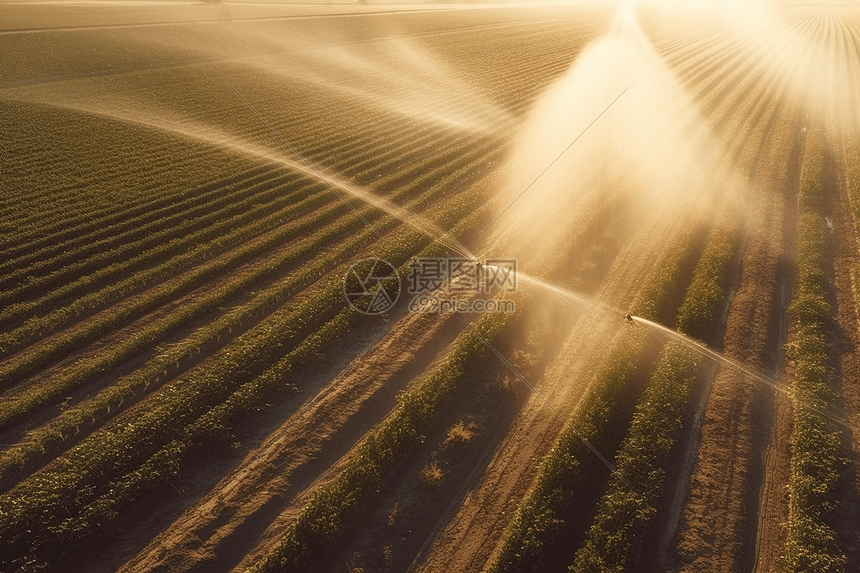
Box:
571 341 699 572
489 222 704 573
851 265 860 328
0 94 447 268
677 220 740 338
0 182 330 354
250 297 520 573
631 224 701 323
0 171 487 570
0 141 501 434
0 188 332 388
0 210 366 482
0 127 502 358
0 187 335 396
842 139 860 358
838 137 860 241
782 127 847 572
0 171 484 488
0 165 292 292
571 219 739 572
0 131 254 259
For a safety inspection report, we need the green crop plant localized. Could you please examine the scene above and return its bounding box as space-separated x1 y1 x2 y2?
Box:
781 126 846 573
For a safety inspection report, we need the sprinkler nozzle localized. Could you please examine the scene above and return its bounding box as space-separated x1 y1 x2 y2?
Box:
624 314 633 322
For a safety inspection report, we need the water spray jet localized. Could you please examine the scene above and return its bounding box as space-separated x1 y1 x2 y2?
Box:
629 315 851 431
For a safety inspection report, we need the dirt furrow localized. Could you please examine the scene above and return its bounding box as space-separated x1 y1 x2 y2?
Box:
115 305 468 573
674 45 809 573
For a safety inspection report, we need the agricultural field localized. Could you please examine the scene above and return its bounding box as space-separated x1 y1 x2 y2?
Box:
1 0 860 571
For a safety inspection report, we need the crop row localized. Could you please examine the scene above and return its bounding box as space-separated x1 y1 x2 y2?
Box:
488 219 706 572
2 45 522 281
0 182 331 365
0 191 362 435
0 156 272 267
782 126 846 572
846 138 860 384
0 111 506 372
2 11 584 242
0 164 296 291
0 94 471 303
0 171 314 310
1 80 508 401
0 61 419 227
144 40 552 184
0 185 336 387
0 143 500 489
839 137 860 319
0 62 462 260
0 98 364 256
2 116 426 326
250 291 520 573
570 218 740 572
305 38 577 187
836 17 860 363
0 107 260 250
676 220 741 337
1 15 576 264
0 155 492 569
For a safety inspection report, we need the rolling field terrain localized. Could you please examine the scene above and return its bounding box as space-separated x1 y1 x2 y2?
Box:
1 2 859 572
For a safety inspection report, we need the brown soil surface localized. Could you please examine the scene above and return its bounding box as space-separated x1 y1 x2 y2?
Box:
309 329 542 573
752 385 793 573
108 305 469 573
414 396 565 573
674 105 802 573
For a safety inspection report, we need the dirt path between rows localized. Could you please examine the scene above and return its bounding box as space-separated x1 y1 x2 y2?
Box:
675 203 784 572
752 384 793 573
674 107 801 572
114 302 468 573
748 126 800 573
411 399 564 573
413 317 623 573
